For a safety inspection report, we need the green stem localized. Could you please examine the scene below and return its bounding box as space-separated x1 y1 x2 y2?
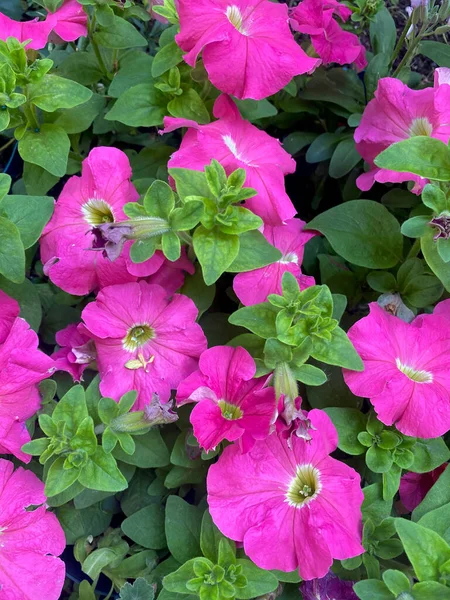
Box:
390 14 413 68
89 14 111 79
178 231 193 245
392 20 428 77
0 137 15 153
406 238 421 260
23 102 39 130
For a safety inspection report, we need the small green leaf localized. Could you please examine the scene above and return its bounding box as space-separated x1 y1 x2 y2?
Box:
106 83 166 127
165 496 202 564
19 124 70 177
28 74 92 112
122 504 166 549
227 230 282 272
79 447 128 492
193 226 239 285
324 408 367 455
0 216 25 283
229 303 279 339
93 16 148 49
375 137 450 181
45 457 80 497
0 194 54 249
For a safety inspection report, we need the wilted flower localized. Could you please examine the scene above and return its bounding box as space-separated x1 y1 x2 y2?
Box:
300 571 358 600
52 323 96 382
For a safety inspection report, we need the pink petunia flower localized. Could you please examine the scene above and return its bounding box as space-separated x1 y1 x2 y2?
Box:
0 292 55 462
233 218 315 305
81 281 207 409
161 95 297 225
176 346 276 452
354 77 450 193
49 0 88 42
343 303 450 438
207 409 364 580
290 0 367 71
175 0 320 100
40 147 140 296
0 459 66 600
399 464 448 513
126 247 195 295
52 323 96 382
0 12 57 50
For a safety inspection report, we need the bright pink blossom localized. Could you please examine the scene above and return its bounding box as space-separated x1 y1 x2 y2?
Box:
354 77 450 193
81 281 207 409
233 218 315 305
177 346 276 452
161 95 297 225
52 323 96 382
343 303 450 438
0 459 66 600
399 464 448 513
126 247 195 295
176 0 319 100
207 409 364 580
40 147 139 296
50 0 88 42
291 0 366 70
0 12 56 50
0 293 55 462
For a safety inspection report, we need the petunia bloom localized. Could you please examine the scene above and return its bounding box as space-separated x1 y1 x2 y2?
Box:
0 12 57 50
40 147 139 296
300 571 358 600
233 218 315 305
0 292 55 462
0 459 66 600
290 0 366 71
161 95 297 225
49 0 88 42
354 76 450 193
399 464 448 513
175 0 320 100
343 303 450 438
52 323 96 382
177 345 276 452
81 281 207 409
207 409 364 580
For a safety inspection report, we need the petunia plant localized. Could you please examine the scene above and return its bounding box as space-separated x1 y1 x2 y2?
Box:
2 1 450 599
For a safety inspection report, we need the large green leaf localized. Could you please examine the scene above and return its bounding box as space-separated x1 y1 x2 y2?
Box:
419 41 450 67
421 228 450 292
28 74 92 112
94 16 148 49
165 496 202 564
227 230 282 272
193 226 239 285
18 124 70 177
375 137 450 181
122 504 166 549
0 216 25 283
105 83 166 127
79 447 128 492
307 200 403 269
0 194 54 248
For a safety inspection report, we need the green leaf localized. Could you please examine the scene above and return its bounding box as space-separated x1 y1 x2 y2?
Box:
290 363 327 386
382 463 402 500
45 457 80 497
419 503 450 544
165 496 202 564
375 137 450 181
23 163 58 196
412 582 450 600
419 41 450 67
366 445 394 473
413 465 450 521
0 194 54 249
180 268 215 317
152 41 183 77
0 216 25 283
79 446 128 492
401 215 430 238
193 226 239 285
162 231 181 261
307 200 403 269
109 51 154 98
229 303 278 339
329 137 361 179
71 416 97 455
53 384 88 437
119 578 156 600
167 88 210 124
0 173 11 201
382 570 410 596
57 51 103 86
130 238 158 263
200 510 224 563
235 559 278 600
56 502 112 545
19 124 70 177
28 74 92 112
311 326 364 371
227 230 282 272
170 201 204 231
410 437 450 473
122 504 166 549
353 580 394 600
370 7 397 55
145 180 175 218
106 83 166 127
163 559 198 594
113 429 169 468
234 98 277 121
324 408 367 455
421 228 450 292
395 518 450 581
54 93 106 134
306 132 342 163
93 16 148 49
366 271 397 293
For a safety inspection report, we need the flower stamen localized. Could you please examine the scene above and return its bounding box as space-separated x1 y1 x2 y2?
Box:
286 464 321 508
123 324 155 352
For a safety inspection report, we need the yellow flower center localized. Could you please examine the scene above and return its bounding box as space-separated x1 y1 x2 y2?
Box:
82 199 114 226
123 324 155 352
226 5 245 33
286 464 321 508
409 117 433 137
395 358 433 383
218 400 243 420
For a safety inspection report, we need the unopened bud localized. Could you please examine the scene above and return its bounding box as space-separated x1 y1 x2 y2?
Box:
274 362 298 401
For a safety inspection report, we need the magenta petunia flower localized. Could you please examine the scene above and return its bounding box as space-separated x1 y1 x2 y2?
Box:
354 77 450 193
40 147 139 296
126 247 195 295
0 12 57 50
233 218 315 306
207 409 364 580
399 464 447 513
300 571 358 600
81 281 207 408
52 323 96 382
0 459 66 600
343 303 450 438
0 292 55 462
161 95 297 225
175 0 319 100
290 0 366 71
177 346 276 452
50 0 88 43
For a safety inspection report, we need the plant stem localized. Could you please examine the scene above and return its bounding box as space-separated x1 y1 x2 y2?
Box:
406 238 421 260
390 14 413 68
89 14 111 79
0 137 15 153
392 20 428 77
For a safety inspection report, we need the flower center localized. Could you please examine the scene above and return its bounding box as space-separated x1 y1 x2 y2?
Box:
409 117 433 137
123 324 155 352
226 5 246 33
286 464 321 508
218 400 243 420
395 358 433 383
279 251 299 265
82 199 114 226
